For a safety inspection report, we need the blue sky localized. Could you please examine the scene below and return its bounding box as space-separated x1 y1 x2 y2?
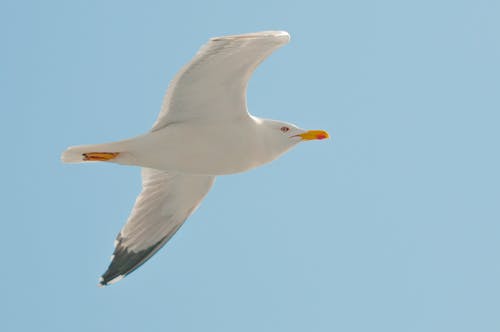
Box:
2 0 499 331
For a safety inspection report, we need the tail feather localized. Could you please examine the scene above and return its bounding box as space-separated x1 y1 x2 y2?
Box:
61 146 86 163
61 142 124 163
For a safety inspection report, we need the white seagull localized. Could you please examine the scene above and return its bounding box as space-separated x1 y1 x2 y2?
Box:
62 31 329 286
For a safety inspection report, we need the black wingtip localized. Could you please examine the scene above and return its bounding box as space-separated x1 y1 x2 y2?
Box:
98 274 124 287
97 229 179 287
98 278 107 287
97 236 168 287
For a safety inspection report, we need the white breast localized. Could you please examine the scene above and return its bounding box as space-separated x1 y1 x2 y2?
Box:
123 119 270 175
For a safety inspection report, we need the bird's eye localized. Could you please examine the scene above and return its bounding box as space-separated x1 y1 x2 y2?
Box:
280 126 290 133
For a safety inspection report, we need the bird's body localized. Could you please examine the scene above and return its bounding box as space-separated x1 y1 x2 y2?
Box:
62 31 329 286
64 116 292 175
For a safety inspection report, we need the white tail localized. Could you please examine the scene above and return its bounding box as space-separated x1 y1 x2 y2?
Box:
61 142 124 163
61 146 87 163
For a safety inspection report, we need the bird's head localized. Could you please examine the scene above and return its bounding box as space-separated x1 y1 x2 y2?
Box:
258 118 329 158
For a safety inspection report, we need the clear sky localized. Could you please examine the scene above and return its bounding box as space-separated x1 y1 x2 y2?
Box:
2 0 499 331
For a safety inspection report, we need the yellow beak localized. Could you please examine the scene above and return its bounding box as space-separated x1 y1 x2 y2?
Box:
296 130 330 141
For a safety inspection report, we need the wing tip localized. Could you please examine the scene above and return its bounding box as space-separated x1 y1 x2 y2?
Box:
211 30 290 43
98 274 124 287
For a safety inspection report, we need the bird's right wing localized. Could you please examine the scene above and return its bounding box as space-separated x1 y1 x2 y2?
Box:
99 168 215 286
151 31 290 131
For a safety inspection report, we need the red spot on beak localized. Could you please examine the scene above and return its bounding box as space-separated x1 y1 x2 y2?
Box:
316 133 327 140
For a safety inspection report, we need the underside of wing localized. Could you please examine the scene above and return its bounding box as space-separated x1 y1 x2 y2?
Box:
151 31 290 131
99 169 215 286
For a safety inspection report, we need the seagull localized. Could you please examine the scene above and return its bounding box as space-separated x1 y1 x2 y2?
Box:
61 31 329 286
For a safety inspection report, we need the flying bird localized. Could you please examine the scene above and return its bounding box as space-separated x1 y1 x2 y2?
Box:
61 31 329 286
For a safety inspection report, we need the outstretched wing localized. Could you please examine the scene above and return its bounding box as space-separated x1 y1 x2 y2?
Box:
99 168 215 286
151 30 290 131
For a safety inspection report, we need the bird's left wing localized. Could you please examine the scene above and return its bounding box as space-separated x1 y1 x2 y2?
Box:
99 168 215 286
151 31 290 131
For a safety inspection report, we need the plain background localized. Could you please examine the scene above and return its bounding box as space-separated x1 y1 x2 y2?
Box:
1 0 499 331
